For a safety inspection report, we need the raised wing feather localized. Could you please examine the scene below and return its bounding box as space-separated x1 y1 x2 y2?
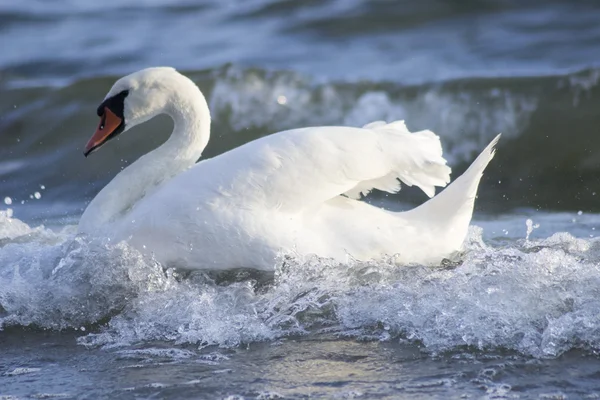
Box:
192 120 451 212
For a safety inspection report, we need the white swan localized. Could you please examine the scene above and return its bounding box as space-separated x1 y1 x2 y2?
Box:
79 67 500 271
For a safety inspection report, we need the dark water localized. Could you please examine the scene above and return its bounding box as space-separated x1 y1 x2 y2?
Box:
2 0 600 398
4 332 600 400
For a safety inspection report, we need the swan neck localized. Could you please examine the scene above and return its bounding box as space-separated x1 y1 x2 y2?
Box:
161 91 211 162
79 80 210 233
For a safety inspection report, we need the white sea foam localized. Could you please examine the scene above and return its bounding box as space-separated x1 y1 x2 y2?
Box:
1 211 600 358
3 367 41 376
208 67 537 164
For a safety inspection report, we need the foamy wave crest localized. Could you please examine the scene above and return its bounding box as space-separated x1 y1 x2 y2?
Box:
2 211 600 358
0 212 169 330
0 209 43 240
209 66 535 164
332 228 600 358
80 227 600 357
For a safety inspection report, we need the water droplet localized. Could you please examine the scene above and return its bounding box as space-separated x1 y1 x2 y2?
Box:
3 197 12 205
578 210 583 216
34 192 41 200
276 95 287 105
525 219 540 241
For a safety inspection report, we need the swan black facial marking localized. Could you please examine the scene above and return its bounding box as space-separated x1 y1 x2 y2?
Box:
85 90 130 157
97 89 129 119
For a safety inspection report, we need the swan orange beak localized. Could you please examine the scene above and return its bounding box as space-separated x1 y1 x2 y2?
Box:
84 107 124 157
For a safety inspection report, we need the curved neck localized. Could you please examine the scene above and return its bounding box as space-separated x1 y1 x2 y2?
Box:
150 94 211 168
79 82 210 232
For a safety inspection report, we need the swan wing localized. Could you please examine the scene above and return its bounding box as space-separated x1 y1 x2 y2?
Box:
194 120 451 212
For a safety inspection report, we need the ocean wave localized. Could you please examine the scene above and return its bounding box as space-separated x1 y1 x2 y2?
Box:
2 211 600 358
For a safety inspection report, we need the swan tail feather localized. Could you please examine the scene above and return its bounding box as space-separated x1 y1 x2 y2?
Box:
405 133 501 246
345 120 452 199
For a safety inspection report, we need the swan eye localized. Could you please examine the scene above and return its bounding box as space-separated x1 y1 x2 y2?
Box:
98 113 106 130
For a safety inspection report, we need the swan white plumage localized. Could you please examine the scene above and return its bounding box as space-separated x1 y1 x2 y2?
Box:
79 67 500 271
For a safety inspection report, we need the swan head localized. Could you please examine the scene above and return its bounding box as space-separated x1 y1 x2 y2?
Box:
84 66 185 156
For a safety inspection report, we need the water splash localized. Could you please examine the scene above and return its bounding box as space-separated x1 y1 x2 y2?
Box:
2 212 600 358
525 218 540 241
